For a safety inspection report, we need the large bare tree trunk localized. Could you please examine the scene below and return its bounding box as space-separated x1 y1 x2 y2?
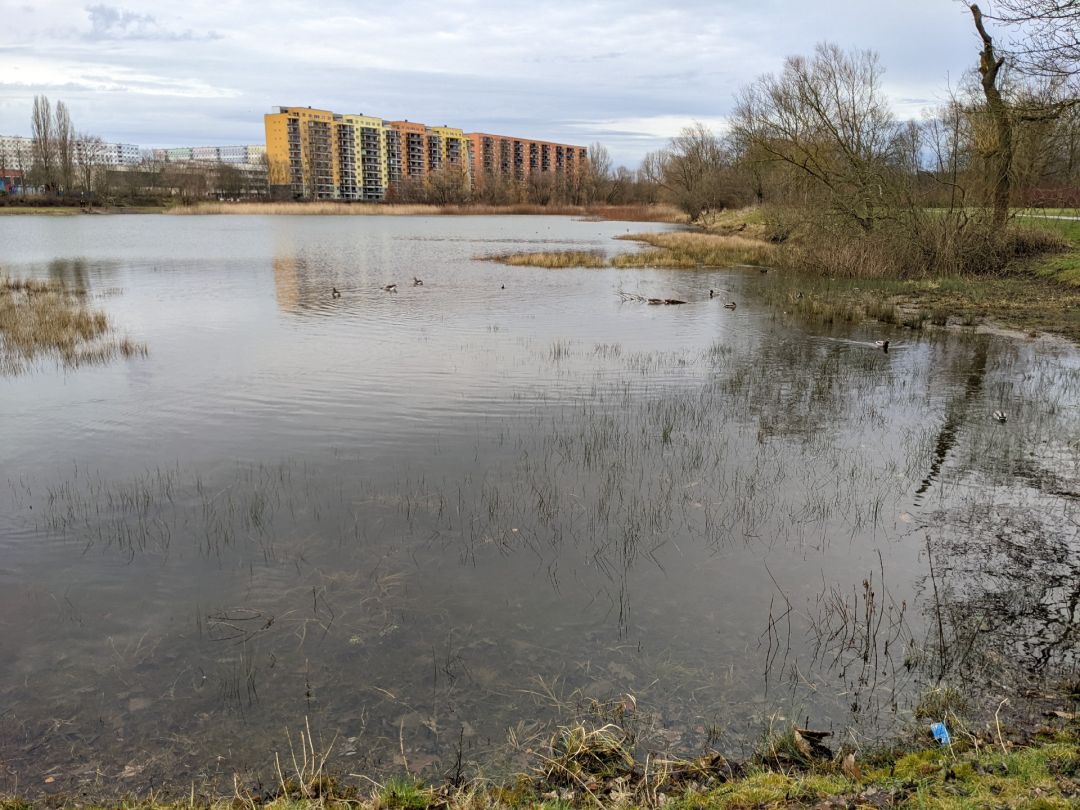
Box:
971 4 1013 232
31 95 55 191
54 101 75 194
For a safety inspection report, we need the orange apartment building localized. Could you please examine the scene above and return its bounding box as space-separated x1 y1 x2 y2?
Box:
466 133 588 190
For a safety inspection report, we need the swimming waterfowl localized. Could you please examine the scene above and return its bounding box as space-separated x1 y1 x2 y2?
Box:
413 277 423 286
875 339 890 352
993 410 1008 423
331 286 341 299
723 301 736 310
383 284 398 293
710 289 715 298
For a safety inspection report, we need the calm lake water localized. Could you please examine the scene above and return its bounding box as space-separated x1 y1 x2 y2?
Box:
1 214 1078 797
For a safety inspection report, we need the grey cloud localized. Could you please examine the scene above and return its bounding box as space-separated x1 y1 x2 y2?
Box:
85 4 221 41
0 0 983 166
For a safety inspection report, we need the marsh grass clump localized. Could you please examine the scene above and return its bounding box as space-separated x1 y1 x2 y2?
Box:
487 250 608 268
527 719 738 805
914 684 969 724
612 231 776 268
376 776 436 809
0 275 146 373
540 723 635 788
488 230 775 270
754 724 834 772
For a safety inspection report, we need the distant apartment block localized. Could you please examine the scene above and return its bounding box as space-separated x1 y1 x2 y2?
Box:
150 144 266 167
264 106 587 201
0 135 141 168
467 132 587 187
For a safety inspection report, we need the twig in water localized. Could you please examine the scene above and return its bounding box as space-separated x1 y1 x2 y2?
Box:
995 698 1010 756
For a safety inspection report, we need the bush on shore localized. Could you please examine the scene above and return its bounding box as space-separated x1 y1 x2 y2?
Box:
769 208 1072 279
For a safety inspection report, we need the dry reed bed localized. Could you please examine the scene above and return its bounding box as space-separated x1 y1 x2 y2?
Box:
487 230 775 269
167 201 687 222
0 276 146 373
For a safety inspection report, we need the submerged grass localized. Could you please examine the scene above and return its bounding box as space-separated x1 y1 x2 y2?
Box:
763 261 1080 341
0 275 147 373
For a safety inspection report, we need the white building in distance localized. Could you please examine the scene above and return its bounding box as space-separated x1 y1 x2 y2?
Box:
0 134 141 168
152 145 266 168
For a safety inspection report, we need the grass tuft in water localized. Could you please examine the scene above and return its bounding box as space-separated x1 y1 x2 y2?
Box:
487 230 775 270
0 275 147 374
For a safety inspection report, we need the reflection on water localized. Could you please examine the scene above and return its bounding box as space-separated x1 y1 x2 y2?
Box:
0 214 1078 798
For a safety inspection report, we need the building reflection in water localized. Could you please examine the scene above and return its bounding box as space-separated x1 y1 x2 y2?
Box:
273 255 302 313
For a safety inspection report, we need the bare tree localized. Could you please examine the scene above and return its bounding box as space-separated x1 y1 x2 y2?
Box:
645 123 737 220
922 96 972 211
424 164 471 204
54 101 76 193
970 5 1015 230
214 163 244 200
31 95 55 190
75 134 107 200
988 0 1080 81
583 142 613 203
731 43 900 231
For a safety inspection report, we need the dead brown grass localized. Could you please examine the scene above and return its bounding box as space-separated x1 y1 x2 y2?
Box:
613 231 776 267
486 230 775 270
486 250 609 268
166 201 686 222
0 276 147 374
774 212 1073 279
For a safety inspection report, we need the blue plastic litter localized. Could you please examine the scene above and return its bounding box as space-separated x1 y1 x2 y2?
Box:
930 722 951 747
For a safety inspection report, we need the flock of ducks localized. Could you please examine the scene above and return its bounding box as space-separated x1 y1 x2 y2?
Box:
329 281 1012 425
349 278 425 295
709 289 737 309
383 277 425 292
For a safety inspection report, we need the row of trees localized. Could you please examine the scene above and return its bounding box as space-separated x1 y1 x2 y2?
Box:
2 95 268 204
636 3 1080 232
1 96 105 195
378 150 656 207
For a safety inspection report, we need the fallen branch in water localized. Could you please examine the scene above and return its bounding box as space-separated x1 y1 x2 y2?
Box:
617 291 687 305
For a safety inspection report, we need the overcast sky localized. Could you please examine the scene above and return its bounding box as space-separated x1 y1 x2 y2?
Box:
1 0 984 165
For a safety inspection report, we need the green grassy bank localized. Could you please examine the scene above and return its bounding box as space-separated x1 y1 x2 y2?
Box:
763 212 1080 341
3 714 1077 808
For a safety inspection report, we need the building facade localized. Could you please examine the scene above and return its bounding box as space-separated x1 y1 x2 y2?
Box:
0 135 141 169
466 132 587 191
151 145 266 167
264 106 586 201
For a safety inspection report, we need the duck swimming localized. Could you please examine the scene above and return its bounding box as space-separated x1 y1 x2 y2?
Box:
993 410 1008 423
413 277 423 286
383 284 398 293
723 301 736 310
331 287 341 299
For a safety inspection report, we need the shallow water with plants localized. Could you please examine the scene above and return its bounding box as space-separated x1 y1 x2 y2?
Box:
0 214 1077 800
